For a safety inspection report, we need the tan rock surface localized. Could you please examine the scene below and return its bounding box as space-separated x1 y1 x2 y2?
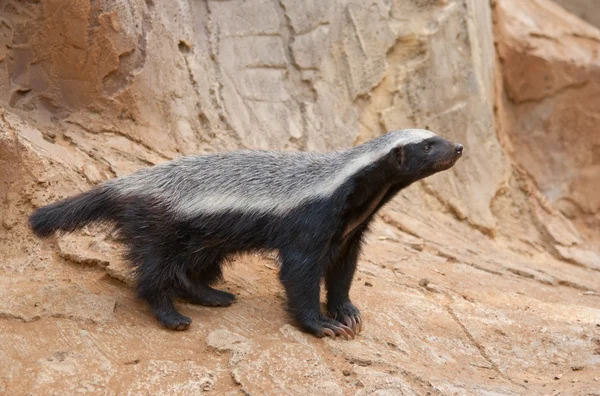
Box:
552 0 600 29
0 0 599 394
495 0 600 246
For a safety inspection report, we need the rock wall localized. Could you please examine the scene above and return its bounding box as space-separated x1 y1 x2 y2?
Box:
0 0 508 233
552 0 600 29
494 0 600 244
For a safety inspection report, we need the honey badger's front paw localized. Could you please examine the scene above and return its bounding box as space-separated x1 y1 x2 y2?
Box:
302 315 355 340
327 301 362 334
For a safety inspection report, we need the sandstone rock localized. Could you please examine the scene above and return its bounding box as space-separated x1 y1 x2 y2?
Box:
495 0 600 244
105 260 136 287
232 342 343 396
506 266 558 286
351 366 418 396
0 279 116 324
27 351 115 395
57 235 111 268
205 329 253 366
1 0 508 232
555 245 600 271
552 0 600 29
56 233 136 285
113 360 216 395
279 323 310 345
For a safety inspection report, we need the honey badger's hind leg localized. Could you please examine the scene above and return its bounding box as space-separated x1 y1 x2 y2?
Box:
118 199 193 330
124 242 191 331
143 289 191 331
134 256 192 331
326 232 363 334
279 249 355 340
174 256 236 307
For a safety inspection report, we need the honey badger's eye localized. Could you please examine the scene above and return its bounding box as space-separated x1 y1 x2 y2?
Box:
423 144 432 152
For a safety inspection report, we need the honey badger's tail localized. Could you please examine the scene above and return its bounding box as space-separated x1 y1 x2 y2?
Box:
29 186 119 238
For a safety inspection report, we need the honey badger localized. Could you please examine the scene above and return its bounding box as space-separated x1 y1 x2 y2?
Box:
29 129 463 339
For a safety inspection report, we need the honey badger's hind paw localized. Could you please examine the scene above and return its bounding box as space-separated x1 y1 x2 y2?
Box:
177 285 237 307
327 301 362 334
199 289 236 307
304 315 355 340
157 311 192 331
188 288 237 307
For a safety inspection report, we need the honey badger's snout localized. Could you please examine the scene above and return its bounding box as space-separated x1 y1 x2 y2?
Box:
429 140 464 172
448 141 464 164
454 143 463 156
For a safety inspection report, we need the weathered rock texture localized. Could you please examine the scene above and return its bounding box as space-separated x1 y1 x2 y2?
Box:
552 0 600 29
495 0 600 246
1 0 599 394
0 0 509 231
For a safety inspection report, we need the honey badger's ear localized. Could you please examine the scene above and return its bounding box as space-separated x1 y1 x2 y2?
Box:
393 146 405 166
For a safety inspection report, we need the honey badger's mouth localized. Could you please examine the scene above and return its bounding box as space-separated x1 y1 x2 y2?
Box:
433 151 462 171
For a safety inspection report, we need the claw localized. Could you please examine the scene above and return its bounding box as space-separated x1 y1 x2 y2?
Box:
323 328 336 338
337 323 355 340
356 315 362 333
334 326 351 340
343 316 352 329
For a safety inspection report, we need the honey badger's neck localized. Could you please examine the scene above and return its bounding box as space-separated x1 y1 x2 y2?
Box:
339 130 463 239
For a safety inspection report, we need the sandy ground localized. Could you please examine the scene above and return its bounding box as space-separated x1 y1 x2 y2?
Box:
1 204 599 395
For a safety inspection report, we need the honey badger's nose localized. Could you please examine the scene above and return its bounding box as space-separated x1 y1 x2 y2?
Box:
455 143 463 155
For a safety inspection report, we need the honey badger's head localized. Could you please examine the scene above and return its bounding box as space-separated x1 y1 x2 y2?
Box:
384 129 463 182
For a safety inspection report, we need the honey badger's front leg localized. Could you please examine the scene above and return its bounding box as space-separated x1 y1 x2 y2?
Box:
326 231 363 334
279 249 355 339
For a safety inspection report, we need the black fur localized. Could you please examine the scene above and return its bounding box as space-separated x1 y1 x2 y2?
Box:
29 134 463 338
29 187 118 237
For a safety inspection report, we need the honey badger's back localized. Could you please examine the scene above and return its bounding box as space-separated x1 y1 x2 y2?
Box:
109 149 347 219
105 128 434 220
